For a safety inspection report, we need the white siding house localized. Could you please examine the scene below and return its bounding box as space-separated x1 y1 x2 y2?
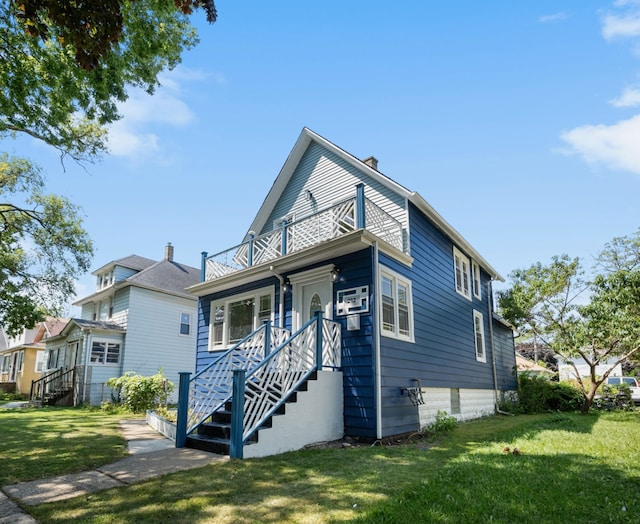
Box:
41 243 200 405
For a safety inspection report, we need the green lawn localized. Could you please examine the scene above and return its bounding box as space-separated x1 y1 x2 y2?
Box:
0 406 129 485
14 410 640 524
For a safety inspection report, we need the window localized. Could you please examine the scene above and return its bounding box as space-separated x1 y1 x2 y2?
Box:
90 341 121 365
472 261 481 299
16 351 24 372
453 247 471 300
97 270 114 290
47 348 59 369
99 298 112 320
35 351 46 373
209 287 274 350
1 356 9 373
473 310 486 362
179 313 191 335
380 267 413 341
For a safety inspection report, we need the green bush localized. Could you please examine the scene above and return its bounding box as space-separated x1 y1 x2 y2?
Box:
107 370 175 413
422 410 457 440
518 374 584 413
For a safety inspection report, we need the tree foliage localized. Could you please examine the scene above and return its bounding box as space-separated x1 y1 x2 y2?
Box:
1 154 92 335
1 1 215 335
498 232 640 412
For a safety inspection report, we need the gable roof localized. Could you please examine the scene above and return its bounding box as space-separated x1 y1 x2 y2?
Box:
247 127 503 281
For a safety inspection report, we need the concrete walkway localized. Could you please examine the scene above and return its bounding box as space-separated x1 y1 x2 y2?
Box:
0 420 226 523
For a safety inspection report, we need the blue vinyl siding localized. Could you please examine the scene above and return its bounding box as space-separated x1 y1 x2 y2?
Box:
378 203 507 436
492 318 518 391
331 249 376 437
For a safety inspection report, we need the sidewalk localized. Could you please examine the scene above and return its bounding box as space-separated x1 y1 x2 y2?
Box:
0 420 226 523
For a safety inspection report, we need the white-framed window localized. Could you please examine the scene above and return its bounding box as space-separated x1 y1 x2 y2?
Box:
16 350 24 372
97 270 114 290
99 298 113 321
1 355 9 373
209 286 275 350
90 341 121 365
380 266 414 341
473 310 486 363
35 350 46 373
453 247 471 300
179 312 191 335
472 261 481 300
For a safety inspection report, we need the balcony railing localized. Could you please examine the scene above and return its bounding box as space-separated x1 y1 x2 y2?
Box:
202 186 405 282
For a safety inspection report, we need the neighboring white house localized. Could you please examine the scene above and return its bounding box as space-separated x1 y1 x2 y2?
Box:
41 243 200 405
558 357 623 381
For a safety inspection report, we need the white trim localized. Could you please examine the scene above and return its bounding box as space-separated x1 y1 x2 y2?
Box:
179 311 191 336
453 246 471 301
289 265 334 331
473 310 487 363
379 266 415 342
208 285 275 351
472 261 481 300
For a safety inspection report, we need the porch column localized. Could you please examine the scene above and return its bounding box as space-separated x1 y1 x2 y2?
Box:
281 219 288 255
230 369 246 459
175 371 191 448
247 232 255 267
356 183 366 229
200 252 208 282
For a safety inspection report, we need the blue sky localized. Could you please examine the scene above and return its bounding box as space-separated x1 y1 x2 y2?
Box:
25 0 640 310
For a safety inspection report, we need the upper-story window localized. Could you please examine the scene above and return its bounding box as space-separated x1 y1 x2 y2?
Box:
97 270 114 290
473 310 486 363
209 287 274 350
472 261 482 300
179 313 191 335
453 247 471 300
380 266 414 341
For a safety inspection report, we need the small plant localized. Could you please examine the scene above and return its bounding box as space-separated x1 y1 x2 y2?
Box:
107 370 175 413
422 410 457 440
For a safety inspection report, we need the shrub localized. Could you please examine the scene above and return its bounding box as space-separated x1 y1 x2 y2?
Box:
518 374 583 413
107 370 175 413
422 410 457 440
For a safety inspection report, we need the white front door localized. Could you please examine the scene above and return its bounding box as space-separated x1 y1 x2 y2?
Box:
290 265 334 331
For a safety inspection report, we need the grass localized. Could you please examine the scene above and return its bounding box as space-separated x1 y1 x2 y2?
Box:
0 405 130 485
14 410 639 524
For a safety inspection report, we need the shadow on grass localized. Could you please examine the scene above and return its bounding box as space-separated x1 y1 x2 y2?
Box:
27 412 637 523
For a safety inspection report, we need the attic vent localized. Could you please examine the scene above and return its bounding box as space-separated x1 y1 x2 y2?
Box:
362 156 378 170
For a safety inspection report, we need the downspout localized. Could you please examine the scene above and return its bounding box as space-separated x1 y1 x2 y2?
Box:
373 242 383 439
487 281 511 416
270 266 286 329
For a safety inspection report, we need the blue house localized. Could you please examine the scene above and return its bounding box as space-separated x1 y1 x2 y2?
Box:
179 128 516 458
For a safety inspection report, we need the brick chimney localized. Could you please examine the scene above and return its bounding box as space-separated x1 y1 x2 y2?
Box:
362 156 378 170
164 242 174 262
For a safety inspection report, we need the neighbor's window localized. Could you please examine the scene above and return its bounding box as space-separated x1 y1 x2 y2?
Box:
380 267 413 341
1 356 9 373
209 287 274 350
473 310 486 362
47 348 59 369
17 351 24 372
34 351 45 373
180 313 191 335
472 261 481 300
90 341 121 365
453 247 471 300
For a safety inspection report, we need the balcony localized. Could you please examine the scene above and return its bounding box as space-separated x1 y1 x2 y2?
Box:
201 187 406 282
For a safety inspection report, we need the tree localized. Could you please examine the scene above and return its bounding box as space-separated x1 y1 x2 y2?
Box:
1 1 215 335
497 236 640 413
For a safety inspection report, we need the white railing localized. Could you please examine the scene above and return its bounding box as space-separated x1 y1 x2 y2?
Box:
185 323 290 434
204 196 405 281
241 317 341 442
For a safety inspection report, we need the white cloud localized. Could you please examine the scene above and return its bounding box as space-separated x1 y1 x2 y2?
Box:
602 12 640 39
610 86 640 106
107 120 160 157
539 12 568 24
560 114 640 175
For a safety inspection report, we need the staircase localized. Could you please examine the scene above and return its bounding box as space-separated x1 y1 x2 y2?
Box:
186 371 318 455
30 367 76 406
177 314 342 459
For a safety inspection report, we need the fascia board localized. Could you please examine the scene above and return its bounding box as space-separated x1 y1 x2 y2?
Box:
409 192 504 282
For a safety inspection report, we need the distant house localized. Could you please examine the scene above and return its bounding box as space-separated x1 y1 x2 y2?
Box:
558 358 623 382
39 243 200 406
177 128 517 458
516 354 554 378
0 318 67 396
